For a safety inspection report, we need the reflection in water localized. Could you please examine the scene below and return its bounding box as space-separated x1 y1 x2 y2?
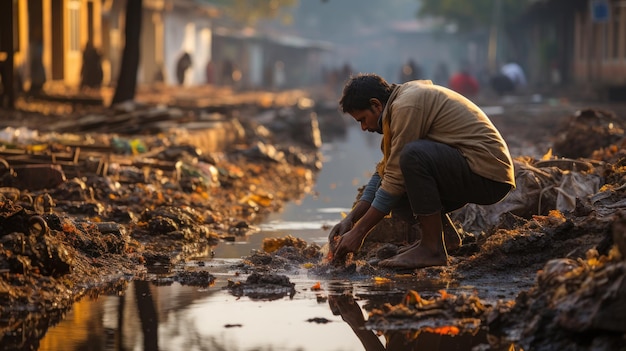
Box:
135 281 158 351
37 298 108 351
39 278 489 351
328 292 488 351
39 280 241 351
329 294 386 351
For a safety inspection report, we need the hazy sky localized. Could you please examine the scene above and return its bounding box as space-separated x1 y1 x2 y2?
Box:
264 0 427 77
291 0 422 40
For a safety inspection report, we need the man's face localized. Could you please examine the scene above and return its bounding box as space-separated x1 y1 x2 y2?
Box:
349 99 383 133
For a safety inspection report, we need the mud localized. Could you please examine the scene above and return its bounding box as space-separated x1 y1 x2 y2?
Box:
1 90 626 350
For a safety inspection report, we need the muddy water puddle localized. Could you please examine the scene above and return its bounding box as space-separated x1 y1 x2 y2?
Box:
37 124 500 350
38 270 491 351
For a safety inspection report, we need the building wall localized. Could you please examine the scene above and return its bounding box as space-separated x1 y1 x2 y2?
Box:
573 0 626 86
140 7 161 84
15 0 103 89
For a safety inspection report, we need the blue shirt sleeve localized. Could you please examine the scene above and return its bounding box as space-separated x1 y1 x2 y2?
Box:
359 173 381 203
371 187 402 215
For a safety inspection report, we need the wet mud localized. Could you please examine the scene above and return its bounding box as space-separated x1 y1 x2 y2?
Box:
1 92 626 350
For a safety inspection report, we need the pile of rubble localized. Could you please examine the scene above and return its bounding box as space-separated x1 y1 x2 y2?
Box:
0 93 327 349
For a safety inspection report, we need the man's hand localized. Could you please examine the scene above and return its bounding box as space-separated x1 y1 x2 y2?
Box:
327 203 386 263
332 228 364 262
328 201 372 243
328 218 353 242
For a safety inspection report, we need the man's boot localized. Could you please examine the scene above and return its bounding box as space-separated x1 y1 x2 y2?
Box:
379 211 448 269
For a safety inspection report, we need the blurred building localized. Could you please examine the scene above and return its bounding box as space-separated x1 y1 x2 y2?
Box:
211 26 332 90
136 0 219 86
524 0 626 101
3 0 104 91
1 0 330 97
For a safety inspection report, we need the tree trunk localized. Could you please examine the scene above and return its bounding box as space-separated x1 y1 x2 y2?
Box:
0 0 15 109
111 0 142 106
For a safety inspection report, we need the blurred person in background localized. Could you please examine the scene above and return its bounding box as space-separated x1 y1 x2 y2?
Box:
448 61 479 97
175 52 192 85
399 59 422 83
490 60 527 96
500 61 527 90
80 41 104 90
433 61 450 87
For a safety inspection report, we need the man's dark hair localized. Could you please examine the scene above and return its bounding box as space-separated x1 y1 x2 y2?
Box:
339 73 393 113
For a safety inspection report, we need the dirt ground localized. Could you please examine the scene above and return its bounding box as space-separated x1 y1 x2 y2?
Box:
1 87 626 351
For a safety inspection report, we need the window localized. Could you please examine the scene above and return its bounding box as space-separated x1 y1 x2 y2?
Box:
68 0 80 52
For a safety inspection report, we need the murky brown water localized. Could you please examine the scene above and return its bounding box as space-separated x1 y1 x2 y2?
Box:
36 124 491 351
